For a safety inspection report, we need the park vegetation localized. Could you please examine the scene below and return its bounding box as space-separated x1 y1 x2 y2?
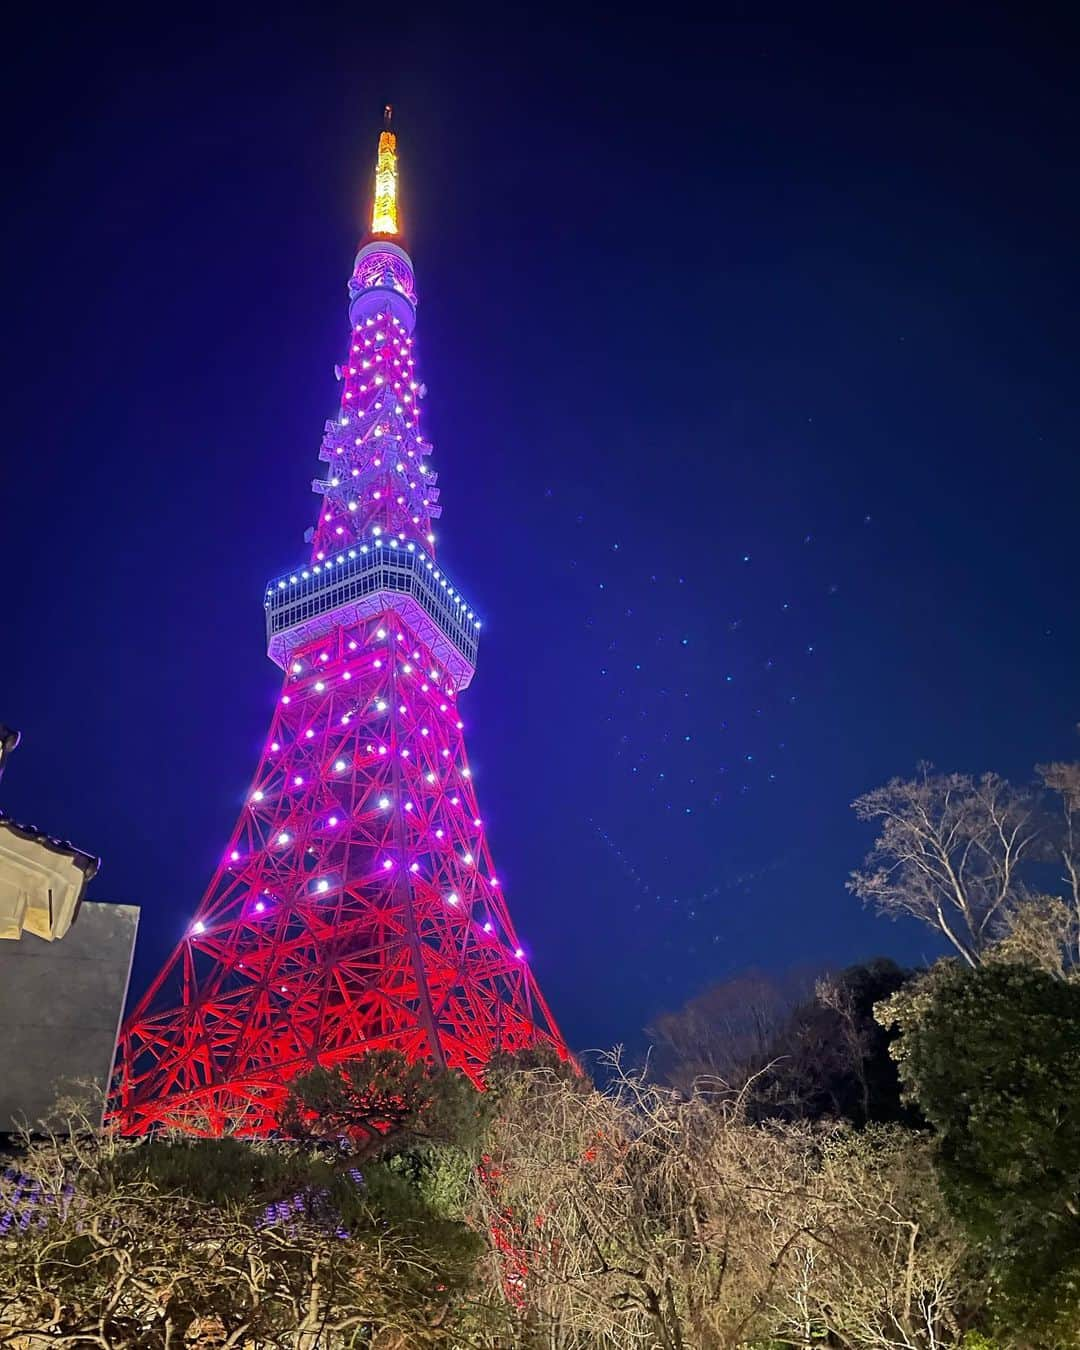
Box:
2 760 1079 1347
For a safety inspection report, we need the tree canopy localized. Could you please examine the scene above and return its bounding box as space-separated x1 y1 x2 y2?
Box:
881 960 1080 1341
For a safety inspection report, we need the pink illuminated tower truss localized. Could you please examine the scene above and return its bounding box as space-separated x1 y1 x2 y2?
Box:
114 109 568 1136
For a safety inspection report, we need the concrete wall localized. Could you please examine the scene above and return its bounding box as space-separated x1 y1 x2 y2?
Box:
0 901 138 1132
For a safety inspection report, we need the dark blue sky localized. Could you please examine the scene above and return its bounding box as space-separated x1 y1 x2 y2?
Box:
2 3 1076 1053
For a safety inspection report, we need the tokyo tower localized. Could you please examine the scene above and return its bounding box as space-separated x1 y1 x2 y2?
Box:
114 109 568 1136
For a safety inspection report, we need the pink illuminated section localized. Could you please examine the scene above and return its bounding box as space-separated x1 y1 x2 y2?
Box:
311 308 437 562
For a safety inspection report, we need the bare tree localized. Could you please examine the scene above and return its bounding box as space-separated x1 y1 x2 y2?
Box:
786 1127 970 1350
645 969 812 1095
469 1054 976 1349
848 767 1041 967
815 973 874 1122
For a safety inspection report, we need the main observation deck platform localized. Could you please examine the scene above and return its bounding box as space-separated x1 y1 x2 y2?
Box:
264 540 481 690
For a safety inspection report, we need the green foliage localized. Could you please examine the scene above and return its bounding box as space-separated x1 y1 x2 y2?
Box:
484 1040 588 1107
109 1134 336 1208
280 1047 504 1165
281 1048 439 1152
386 1166 487 1278
890 960 1080 1341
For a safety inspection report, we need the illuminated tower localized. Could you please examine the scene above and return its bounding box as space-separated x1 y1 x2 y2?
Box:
114 109 567 1136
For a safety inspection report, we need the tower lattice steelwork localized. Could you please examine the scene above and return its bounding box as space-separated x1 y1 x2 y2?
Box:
114 110 567 1136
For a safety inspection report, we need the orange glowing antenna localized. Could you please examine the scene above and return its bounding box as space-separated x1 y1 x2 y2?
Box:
371 103 399 235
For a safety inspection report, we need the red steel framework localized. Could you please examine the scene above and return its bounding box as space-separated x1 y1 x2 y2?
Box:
113 109 568 1136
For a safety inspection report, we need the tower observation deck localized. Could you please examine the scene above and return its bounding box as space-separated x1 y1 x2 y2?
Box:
113 108 568 1136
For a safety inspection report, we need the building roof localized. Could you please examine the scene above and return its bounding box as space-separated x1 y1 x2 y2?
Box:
0 812 100 941
0 812 100 885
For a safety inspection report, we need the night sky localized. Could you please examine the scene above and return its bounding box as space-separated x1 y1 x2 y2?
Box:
3 4 1077 1055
